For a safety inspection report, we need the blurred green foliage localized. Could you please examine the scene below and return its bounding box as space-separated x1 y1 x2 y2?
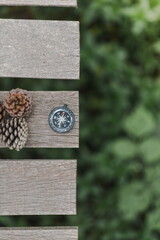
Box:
0 0 160 239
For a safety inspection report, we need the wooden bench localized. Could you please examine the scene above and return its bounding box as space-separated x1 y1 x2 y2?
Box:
0 1 79 239
0 160 77 215
0 0 77 7
0 91 79 148
0 19 79 79
0 227 78 240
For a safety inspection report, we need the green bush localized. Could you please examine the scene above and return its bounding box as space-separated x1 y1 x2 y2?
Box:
1 0 160 239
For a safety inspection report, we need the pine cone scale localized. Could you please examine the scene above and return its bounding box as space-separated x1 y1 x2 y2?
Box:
0 89 31 151
4 88 32 117
0 102 7 122
0 117 28 151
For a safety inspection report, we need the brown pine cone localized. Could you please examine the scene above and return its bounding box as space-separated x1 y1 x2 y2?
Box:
0 102 6 122
0 117 28 151
4 88 32 117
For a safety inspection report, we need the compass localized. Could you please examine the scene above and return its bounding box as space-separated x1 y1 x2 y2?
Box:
48 104 75 133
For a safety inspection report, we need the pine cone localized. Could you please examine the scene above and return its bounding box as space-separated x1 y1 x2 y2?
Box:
4 88 32 117
0 117 28 151
0 102 6 122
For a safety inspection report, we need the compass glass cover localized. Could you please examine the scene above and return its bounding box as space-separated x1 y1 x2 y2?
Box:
49 106 75 133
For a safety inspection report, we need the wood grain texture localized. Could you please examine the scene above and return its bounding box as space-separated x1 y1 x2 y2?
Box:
0 227 78 240
0 19 79 79
0 91 79 148
0 160 77 215
0 0 77 7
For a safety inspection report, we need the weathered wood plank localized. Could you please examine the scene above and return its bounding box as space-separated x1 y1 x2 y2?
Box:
0 19 79 79
0 91 79 148
0 160 77 215
0 0 77 7
0 227 78 239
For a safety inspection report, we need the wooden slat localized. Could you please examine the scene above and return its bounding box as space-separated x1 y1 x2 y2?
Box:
0 160 77 215
0 91 79 148
0 19 79 79
0 0 77 7
0 227 78 240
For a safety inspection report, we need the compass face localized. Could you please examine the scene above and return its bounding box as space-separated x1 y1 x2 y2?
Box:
48 105 75 133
